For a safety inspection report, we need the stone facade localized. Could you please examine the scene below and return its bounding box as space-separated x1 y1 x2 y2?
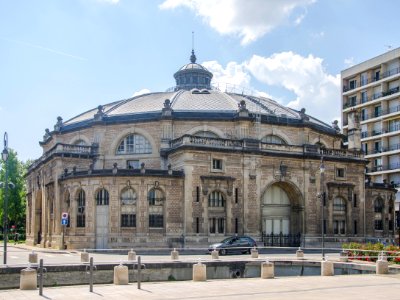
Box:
25 54 397 249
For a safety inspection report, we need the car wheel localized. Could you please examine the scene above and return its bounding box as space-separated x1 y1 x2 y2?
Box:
219 249 227 256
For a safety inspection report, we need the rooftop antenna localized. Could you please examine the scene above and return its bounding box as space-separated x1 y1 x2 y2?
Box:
190 31 196 63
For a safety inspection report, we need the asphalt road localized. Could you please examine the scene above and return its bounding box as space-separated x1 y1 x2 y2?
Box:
0 244 341 267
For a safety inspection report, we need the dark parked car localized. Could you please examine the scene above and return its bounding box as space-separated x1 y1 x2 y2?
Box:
208 236 257 255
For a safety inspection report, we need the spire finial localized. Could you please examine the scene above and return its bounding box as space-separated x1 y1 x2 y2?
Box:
190 31 196 63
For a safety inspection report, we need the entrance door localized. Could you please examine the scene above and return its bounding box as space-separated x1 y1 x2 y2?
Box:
96 205 109 249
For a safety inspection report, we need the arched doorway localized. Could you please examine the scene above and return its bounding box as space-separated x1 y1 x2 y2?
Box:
95 188 110 249
261 182 303 246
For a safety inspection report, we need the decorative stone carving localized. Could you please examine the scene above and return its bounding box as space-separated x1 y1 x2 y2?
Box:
54 116 63 132
94 105 105 121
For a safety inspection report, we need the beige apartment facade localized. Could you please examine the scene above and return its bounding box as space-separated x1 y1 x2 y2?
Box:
341 47 400 219
25 51 396 250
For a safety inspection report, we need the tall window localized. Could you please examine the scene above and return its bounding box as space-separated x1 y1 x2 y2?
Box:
334 220 345 234
208 191 224 207
148 188 164 228
209 217 225 234
261 135 286 145
374 198 384 230
77 189 86 227
333 197 346 212
120 187 137 228
96 188 109 205
116 134 152 154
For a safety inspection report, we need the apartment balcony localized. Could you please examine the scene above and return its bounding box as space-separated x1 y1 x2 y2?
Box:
364 143 400 157
367 162 400 173
28 143 98 173
343 87 400 112
343 67 400 93
361 124 400 140
168 135 362 160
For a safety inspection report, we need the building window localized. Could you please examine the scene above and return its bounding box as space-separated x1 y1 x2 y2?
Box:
334 220 345 235
96 188 109 205
196 186 200 202
121 214 136 227
354 220 358 235
389 220 394 231
333 197 346 211
120 187 137 228
336 168 345 178
149 214 163 228
209 217 225 234
353 193 357 208
196 217 200 233
349 79 357 90
235 218 238 234
77 189 85 228
121 187 137 205
235 188 239 203
208 191 224 207
127 160 140 169
148 188 164 228
261 135 286 145
375 198 384 230
116 134 152 155
212 158 223 170
148 188 164 206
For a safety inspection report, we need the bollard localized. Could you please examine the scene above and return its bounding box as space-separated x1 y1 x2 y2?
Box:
81 249 89 263
376 253 389 274
321 259 334 276
211 249 219 259
193 260 206 281
261 261 274 279
339 250 348 262
114 262 129 285
171 248 179 260
88 257 95 292
29 251 38 264
128 249 136 261
251 247 259 258
20 264 37 290
137 256 142 289
38 259 47 296
296 247 304 259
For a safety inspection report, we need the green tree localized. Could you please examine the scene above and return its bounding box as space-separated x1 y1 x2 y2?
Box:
0 149 27 232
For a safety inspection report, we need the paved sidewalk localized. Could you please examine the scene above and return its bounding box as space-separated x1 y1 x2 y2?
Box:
1 274 399 300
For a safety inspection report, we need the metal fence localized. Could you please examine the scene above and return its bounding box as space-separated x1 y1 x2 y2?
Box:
261 233 301 247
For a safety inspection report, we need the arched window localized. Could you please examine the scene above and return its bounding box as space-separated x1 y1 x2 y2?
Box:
193 131 219 138
374 198 384 230
74 139 86 146
148 188 164 228
333 197 346 211
261 135 286 145
116 134 152 155
120 187 137 227
208 191 224 207
96 188 109 206
77 189 85 227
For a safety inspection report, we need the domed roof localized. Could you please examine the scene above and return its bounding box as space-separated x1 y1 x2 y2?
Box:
58 52 336 135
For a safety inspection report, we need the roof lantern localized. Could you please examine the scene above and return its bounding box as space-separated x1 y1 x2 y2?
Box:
173 50 213 91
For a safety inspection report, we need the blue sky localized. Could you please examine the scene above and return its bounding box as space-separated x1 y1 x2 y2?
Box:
0 0 399 162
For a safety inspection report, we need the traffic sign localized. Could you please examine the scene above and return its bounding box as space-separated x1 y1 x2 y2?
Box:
61 219 68 226
62 212 69 219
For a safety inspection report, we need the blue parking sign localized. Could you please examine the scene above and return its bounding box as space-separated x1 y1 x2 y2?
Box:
61 219 68 226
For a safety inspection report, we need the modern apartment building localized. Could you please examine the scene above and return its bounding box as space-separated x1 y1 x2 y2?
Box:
341 47 400 211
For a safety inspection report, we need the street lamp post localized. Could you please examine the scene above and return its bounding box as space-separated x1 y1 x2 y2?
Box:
319 156 326 260
2 132 9 265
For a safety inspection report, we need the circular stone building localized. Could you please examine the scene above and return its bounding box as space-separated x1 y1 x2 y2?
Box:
26 51 396 250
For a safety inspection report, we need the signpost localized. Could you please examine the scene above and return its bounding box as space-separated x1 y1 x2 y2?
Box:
61 212 68 249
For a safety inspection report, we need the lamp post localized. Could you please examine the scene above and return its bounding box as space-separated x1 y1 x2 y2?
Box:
319 156 326 259
2 132 9 265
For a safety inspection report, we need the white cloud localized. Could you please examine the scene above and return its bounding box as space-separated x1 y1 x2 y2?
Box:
203 60 250 88
132 88 151 97
344 57 355 68
160 0 316 45
245 52 341 124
